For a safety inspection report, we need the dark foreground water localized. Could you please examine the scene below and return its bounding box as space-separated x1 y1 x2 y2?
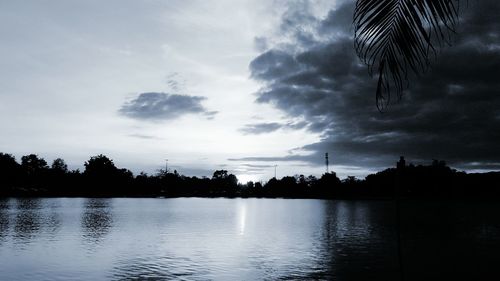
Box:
0 198 499 280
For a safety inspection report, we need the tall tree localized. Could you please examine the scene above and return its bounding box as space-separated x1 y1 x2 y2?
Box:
51 158 69 173
0 153 20 186
84 154 117 177
21 154 48 175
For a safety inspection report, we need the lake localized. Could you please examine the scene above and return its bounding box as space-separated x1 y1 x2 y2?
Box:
0 198 499 280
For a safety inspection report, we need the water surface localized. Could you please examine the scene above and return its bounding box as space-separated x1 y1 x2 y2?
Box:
0 198 498 280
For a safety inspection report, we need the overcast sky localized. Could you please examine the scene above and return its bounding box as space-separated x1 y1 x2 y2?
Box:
1 0 499 182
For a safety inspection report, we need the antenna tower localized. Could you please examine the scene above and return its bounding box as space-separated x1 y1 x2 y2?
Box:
325 153 329 173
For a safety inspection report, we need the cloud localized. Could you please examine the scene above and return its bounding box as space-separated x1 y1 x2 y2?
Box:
240 122 283 134
165 72 188 93
230 163 278 176
119 92 217 121
228 155 309 162
254 36 268 52
128 134 163 140
241 164 276 168
245 0 500 171
238 121 307 135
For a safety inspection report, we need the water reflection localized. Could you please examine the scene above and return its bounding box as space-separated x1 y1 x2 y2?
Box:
13 198 42 244
1 199 62 245
266 200 400 280
237 200 246 235
0 199 10 242
400 200 500 280
322 201 399 281
81 199 113 244
43 199 62 241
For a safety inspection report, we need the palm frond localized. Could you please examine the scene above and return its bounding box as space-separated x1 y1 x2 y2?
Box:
353 0 461 110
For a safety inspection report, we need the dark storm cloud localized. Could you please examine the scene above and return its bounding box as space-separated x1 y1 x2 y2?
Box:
119 92 217 121
244 1 500 171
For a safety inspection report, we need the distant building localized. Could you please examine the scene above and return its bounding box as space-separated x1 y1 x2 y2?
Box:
397 156 406 170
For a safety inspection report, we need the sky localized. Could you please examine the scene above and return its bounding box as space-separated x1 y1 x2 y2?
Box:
1 0 499 182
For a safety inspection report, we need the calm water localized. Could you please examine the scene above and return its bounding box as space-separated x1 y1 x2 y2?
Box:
0 198 499 280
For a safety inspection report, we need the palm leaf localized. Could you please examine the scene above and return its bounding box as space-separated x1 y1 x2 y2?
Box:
353 0 461 110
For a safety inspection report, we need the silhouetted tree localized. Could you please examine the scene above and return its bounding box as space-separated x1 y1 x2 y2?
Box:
315 172 341 198
21 154 48 175
84 155 117 177
211 170 238 196
83 154 133 196
18 154 50 191
0 153 21 192
1 151 499 199
212 170 228 180
0 153 18 171
51 158 68 173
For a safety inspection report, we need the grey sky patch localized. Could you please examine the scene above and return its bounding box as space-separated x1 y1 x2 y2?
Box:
204 110 218 120
239 120 308 135
459 162 500 170
285 121 308 130
233 167 267 174
254 36 268 52
165 72 188 93
246 0 500 171
170 166 215 178
231 162 284 176
241 163 275 168
128 134 163 140
228 154 310 163
250 50 301 81
239 122 283 135
119 92 216 121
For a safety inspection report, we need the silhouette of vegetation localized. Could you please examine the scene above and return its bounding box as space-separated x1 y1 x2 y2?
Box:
0 152 499 199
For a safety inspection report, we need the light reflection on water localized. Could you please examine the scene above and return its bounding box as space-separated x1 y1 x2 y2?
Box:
0 198 499 280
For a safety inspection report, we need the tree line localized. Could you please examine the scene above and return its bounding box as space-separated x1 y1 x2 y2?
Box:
1 152 499 198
